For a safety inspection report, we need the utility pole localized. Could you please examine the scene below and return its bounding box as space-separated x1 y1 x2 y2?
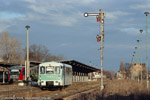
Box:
144 11 149 89
25 25 30 82
140 29 143 84
84 9 106 90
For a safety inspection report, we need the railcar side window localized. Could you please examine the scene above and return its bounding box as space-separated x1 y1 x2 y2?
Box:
40 67 45 74
66 68 69 74
55 67 60 74
66 67 72 75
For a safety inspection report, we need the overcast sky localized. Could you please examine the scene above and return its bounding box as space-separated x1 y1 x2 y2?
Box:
0 0 150 71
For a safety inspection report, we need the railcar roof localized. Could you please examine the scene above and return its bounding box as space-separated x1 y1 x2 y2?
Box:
39 61 72 68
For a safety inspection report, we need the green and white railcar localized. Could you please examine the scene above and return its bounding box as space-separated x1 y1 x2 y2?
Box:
38 62 72 88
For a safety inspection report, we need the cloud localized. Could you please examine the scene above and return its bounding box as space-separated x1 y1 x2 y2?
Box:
107 11 131 20
60 43 72 47
21 0 37 4
0 11 24 32
0 12 24 19
19 0 82 26
105 44 134 50
0 0 98 27
0 19 15 32
0 24 11 32
130 4 150 10
28 5 48 14
1 0 150 71
120 27 140 36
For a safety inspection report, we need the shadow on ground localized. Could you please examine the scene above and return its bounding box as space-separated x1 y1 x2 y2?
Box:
73 92 150 100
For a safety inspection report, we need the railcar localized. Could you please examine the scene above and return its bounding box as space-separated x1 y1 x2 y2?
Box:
18 66 38 81
0 71 10 83
38 62 72 89
18 67 25 81
10 66 23 81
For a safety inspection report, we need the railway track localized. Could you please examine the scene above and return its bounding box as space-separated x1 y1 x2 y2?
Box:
53 85 100 100
0 81 102 100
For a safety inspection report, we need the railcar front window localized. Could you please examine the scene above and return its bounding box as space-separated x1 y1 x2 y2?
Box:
55 67 60 74
46 67 54 74
10 72 19 75
40 67 45 74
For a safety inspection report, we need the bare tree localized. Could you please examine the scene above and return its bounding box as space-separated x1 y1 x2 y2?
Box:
45 54 65 61
104 70 115 79
0 31 9 60
120 61 125 72
26 44 65 62
27 44 49 62
0 31 23 64
124 63 131 78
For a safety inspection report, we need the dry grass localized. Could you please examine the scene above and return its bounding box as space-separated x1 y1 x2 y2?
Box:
72 80 150 100
104 80 147 96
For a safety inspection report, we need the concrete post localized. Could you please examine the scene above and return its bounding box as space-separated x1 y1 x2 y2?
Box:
86 73 88 81
83 73 84 82
77 72 78 82
3 67 5 84
3 71 5 84
81 73 83 82
74 72 76 82
79 72 81 82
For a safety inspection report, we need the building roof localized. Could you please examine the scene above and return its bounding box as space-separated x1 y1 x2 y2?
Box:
59 60 99 73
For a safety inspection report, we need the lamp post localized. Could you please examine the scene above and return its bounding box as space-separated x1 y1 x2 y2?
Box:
84 9 106 90
140 29 143 84
25 25 30 81
144 11 149 89
133 51 136 80
131 58 133 80
137 40 140 83
132 55 134 80
135 47 137 80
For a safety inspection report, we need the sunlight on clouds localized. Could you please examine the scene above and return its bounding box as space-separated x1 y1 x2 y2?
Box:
21 0 80 26
19 0 98 27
